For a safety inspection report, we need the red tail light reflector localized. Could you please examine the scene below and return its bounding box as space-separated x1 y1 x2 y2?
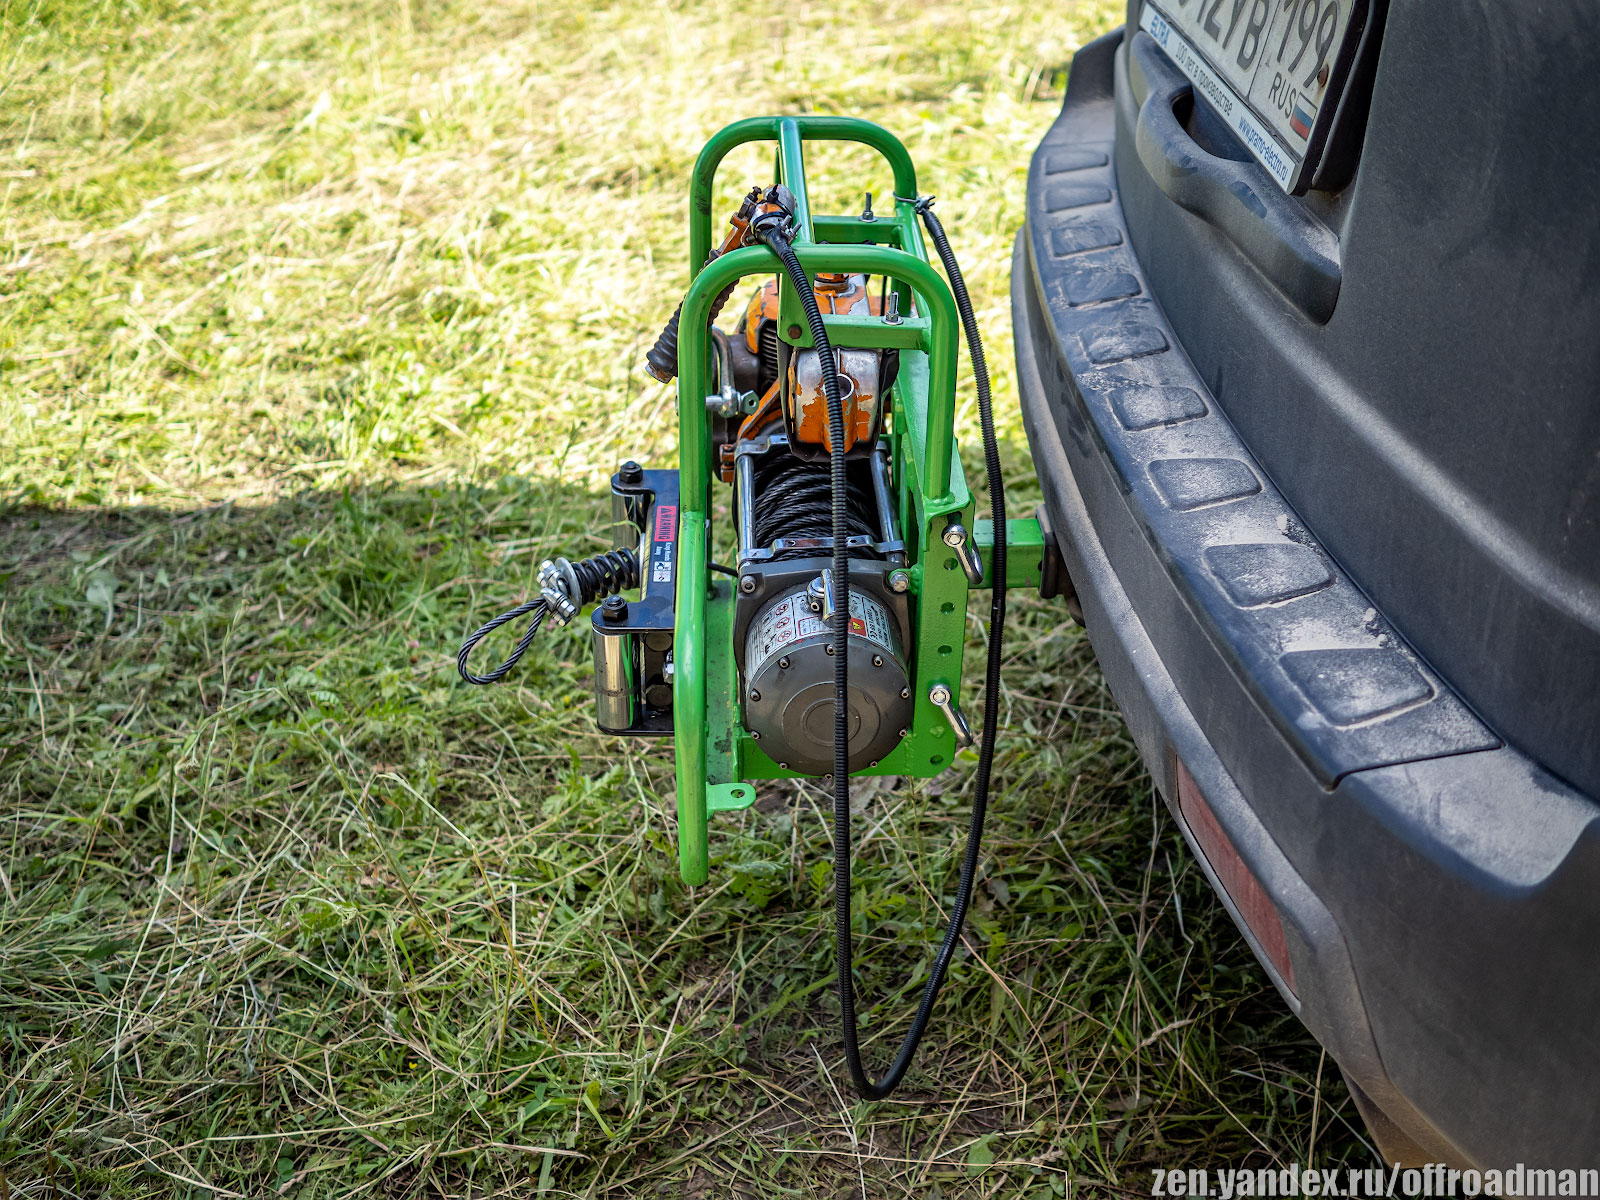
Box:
1176 760 1297 995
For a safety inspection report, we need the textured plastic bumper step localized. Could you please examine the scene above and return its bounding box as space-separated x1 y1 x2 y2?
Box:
1019 43 1497 788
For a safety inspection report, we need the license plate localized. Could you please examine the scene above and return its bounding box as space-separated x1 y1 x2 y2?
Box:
1139 0 1366 193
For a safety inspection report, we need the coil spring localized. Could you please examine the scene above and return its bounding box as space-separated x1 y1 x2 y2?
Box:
749 452 880 561
565 548 640 603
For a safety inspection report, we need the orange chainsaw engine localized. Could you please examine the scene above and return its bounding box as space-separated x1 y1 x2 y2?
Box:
730 272 899 461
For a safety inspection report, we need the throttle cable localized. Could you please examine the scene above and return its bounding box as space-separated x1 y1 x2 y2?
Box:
754 194 1006 1100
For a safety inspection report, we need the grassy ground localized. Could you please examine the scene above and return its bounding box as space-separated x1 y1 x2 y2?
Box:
0 0 1370 1194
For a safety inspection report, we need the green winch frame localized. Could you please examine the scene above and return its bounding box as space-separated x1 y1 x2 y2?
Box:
671 116 1044 886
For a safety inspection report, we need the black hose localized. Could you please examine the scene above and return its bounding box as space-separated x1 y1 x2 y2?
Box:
644 186 764 383
755 194 1005 1101
644 279 739 384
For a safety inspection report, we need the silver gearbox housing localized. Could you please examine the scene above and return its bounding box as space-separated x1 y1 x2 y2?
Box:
742 585 912 776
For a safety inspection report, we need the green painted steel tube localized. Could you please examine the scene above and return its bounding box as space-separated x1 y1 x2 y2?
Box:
775 118 812 244
688 116 920 270
976 517 1042 589
673 509 709 885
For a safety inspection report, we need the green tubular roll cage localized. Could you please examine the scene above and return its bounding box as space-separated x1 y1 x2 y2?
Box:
669 116 1041 885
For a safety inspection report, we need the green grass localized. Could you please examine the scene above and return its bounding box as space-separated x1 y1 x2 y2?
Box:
0 0 1369 1193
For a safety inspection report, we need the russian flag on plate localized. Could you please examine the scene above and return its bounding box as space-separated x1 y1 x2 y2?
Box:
1289 100 1316 140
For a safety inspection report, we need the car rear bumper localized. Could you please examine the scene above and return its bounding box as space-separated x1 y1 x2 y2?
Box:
1015 27 1600 1167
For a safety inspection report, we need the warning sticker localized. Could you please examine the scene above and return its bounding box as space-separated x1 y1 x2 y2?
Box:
747 589 896 678
647 505 677 595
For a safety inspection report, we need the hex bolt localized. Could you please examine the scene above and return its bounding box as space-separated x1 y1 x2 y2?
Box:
887 568 911 593
601 595 629 623
739 575 757 594
618 460 644 485
543 585 579 625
